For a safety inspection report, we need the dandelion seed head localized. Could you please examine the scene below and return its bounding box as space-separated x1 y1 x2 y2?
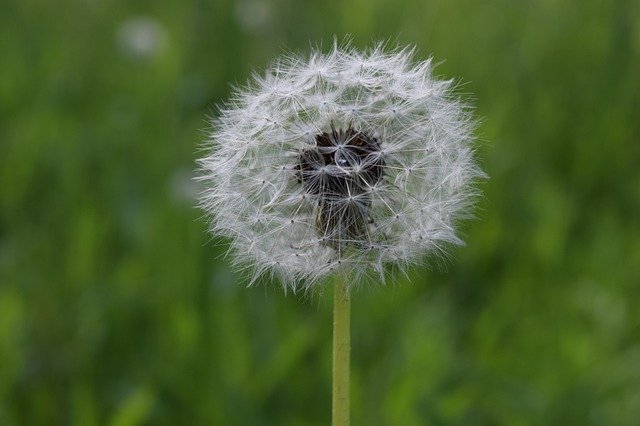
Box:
198 42 485 291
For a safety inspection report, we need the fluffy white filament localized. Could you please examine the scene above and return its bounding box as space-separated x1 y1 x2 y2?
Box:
198 42 484 291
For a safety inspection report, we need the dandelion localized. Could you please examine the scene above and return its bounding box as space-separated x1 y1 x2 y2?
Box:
197 41 484 425
199 42 483 289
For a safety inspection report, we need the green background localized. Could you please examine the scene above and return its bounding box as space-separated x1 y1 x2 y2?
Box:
2 0 639 424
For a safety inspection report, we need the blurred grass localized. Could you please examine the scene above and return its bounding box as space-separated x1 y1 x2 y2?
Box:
1 0 640 424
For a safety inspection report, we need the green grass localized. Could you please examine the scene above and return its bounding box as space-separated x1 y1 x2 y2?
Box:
1 0 639 424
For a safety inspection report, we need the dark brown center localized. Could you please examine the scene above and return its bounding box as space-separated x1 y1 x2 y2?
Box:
295 126 385 248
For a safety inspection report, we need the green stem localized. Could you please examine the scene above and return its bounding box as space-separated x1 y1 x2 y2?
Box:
332 274 350 426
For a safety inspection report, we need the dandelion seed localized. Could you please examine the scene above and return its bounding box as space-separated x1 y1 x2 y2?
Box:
198 42 485 292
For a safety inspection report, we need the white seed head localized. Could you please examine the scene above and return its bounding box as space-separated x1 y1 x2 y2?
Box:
198 42 485 291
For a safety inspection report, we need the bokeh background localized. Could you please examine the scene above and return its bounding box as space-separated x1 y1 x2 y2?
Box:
2 0 639 424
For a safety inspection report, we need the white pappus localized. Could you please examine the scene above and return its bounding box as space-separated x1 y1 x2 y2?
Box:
198 42 485 291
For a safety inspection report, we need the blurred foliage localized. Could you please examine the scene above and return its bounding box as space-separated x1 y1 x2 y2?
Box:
1 0 640 424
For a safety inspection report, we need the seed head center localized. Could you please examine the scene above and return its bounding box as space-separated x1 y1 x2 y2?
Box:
295 126 385 248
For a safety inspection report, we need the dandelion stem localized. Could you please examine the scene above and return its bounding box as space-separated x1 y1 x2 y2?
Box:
332 273 350 426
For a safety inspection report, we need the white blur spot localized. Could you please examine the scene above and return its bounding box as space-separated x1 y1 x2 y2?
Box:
117 17 167 59
169 169 201 205
234 0 273 34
